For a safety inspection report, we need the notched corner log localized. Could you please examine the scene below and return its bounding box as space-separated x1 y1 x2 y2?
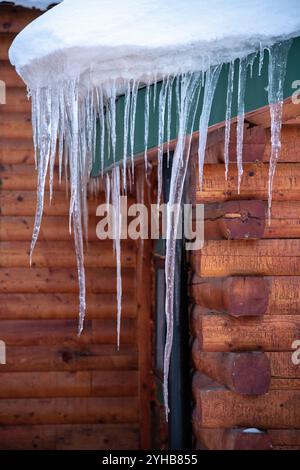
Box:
204 200 265 240
190 276 270 317
192 346 271 395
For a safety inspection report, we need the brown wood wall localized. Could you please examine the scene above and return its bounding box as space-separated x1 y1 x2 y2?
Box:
189 118 300 450
0 5 151 450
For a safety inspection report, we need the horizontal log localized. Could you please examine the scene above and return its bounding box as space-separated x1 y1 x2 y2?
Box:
192 346 271 394
268 430 300 448
0 241 136 268
203 124 266 164
1 344 138 372
0 190 117 216
0 216 101 241
0 319 136 346
193 344 300 382
0 423 139 450
0 164 67 191
190 276 269 317
0 190 72 216
204 200 300 239
192 416 272 450
0 33 16 60
196 163 300 203
0 396 138 425
191 239 300 277
263 126 300 162
269 378 300 390
192 306 300 351
0 370 138 398
267 352 300 378
0 292 135 319
0 267 135 293
204 200 265 240
0 61 25 87
0 138 34 164
0 6 40 33
0 113 32 139
192 373 300 428
0 87 31 113
203 125 300 164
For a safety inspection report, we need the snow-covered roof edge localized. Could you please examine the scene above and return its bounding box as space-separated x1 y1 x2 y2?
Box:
0 1 60 10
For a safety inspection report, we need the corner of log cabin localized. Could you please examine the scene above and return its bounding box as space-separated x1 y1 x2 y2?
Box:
0 4 152 450
189 107 300 450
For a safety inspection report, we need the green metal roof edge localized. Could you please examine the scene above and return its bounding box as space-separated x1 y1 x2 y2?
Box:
92 36 300 176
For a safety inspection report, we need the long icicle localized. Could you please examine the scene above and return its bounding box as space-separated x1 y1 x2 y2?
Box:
198 65 222 188
267 40 292 222
164 71 203 418
236 56 248 193
111 165 122 349
224 61 235 180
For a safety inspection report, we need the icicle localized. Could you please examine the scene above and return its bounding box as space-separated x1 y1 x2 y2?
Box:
236 56 248 193
166 76 175 165
30 87 52 265
157 76 169 207
198 65 222 188
129 79 139 180
96 86 105 176
164 72 202 418
267 40 292 221
108 80 117 162
258 42 265 76
144 82 150 170
123 80 131 192
48 87 59 202
224 61 234 180
58 87 65 184
111 166 122 349
105 172 111 211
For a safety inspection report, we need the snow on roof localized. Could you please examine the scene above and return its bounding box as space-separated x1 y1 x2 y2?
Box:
9 0 300 90
1 1 60 10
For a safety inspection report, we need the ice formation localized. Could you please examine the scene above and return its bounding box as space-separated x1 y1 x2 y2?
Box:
8 0 300 417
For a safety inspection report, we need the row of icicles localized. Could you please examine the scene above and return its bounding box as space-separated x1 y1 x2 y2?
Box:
29 39 292 417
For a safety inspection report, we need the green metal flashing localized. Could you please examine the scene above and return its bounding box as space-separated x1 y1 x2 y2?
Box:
92 36 300 176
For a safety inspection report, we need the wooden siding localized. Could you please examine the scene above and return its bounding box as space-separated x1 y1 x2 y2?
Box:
190 121 300 450
0 5 151 450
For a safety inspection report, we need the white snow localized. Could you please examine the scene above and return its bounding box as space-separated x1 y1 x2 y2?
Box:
1 1 60 10
9 0 300 89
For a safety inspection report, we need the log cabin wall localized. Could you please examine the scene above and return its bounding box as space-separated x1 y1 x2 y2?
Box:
189 119 300 450
0 5 151 450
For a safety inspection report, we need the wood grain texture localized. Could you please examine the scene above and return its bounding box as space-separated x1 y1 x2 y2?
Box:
191 239 300 277
196 163 300 203
0 241 136 268
0 397 138 425
193 373 300 429
192 305 300 352
0 344 138 372
0 370 138 398
0 292 136 319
